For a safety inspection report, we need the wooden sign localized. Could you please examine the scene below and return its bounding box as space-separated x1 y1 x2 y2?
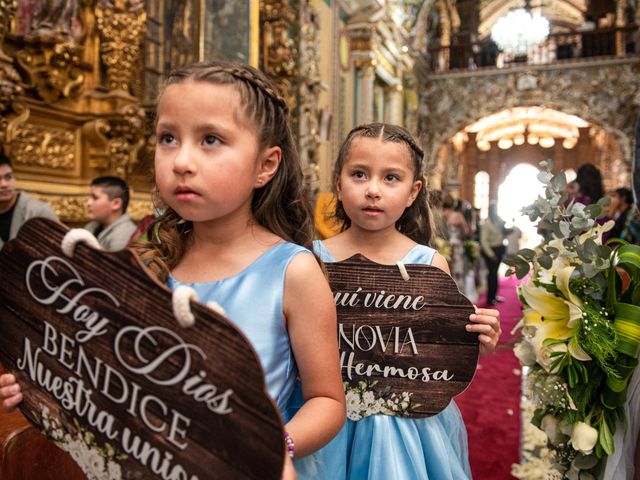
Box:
0 218 284 480
325 255 479 420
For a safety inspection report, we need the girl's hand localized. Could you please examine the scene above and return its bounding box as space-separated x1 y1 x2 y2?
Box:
281 455 297 480
0 374 23 413
466 307 501 355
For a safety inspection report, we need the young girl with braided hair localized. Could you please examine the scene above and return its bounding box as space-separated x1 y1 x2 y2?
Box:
0 61 345 479
307 123 501 479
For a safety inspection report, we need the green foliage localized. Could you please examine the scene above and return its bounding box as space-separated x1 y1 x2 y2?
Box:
513 161 640 479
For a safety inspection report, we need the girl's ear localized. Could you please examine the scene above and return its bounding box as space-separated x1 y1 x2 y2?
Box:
335 177 343 201
406 180 423 207
255 146 282 187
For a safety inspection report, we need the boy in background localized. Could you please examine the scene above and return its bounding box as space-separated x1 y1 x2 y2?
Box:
85 176 137 251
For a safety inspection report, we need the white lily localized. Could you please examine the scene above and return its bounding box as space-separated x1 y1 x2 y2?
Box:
556 265 583 310
520 279 588 362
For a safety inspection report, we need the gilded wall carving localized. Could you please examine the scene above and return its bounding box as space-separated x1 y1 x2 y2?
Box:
0 63 22 143
105 103 146 176
0 0 16 60
15 38 87 102
95 0 146 93
297 0 321 192
31 194 87 222
419 59 640 169
127 198 154 221
262 0 298 110
11 123 76 169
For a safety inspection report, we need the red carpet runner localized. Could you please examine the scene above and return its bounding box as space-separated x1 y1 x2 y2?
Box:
456 275 524 479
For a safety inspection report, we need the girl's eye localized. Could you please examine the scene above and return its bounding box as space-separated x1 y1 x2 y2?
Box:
352 170 366 179
385 174 399 182
203 135 220 146
158 133 175 145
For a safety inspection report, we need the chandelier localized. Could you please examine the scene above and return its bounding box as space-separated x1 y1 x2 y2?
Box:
491 2 550 55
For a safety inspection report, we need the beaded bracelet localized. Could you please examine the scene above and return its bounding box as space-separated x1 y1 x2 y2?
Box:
284 431 295 459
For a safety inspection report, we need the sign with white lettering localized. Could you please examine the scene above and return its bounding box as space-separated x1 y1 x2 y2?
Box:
325 255 479 420
0 218 284 479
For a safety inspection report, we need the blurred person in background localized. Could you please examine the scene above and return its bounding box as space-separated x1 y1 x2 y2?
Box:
85 176 137 251
0 150 58 250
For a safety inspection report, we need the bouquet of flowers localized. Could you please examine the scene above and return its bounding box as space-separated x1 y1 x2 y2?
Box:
434 236 452 262
464 239 480 265
506 161 640 479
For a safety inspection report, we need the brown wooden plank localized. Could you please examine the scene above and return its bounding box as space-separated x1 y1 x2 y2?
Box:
326 254 479 419
0 218 284 479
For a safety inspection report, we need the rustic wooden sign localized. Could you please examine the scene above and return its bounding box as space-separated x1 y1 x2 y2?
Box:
325 255 479 420
0 218 284 480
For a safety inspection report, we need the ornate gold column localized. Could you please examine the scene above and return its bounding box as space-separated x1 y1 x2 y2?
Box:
261 0 298 111
297 0 322 194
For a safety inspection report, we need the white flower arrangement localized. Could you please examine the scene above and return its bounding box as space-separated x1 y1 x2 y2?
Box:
35 404 126 480
343 380 418 420
506 161 640 478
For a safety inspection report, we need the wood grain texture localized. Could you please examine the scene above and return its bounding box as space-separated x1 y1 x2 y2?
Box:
0 218 284 480
325 254 479 419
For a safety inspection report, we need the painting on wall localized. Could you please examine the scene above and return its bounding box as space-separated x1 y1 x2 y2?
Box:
165 0 198 70
203 0 253 64
14 0 84 40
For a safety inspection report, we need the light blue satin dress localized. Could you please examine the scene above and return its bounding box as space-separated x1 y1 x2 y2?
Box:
166 242 308 432
308 240 472 480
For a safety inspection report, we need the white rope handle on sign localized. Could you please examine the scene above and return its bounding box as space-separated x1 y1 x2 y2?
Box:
61 229 102 257
172 285 199 327
396 261 410 281
206 301 226 317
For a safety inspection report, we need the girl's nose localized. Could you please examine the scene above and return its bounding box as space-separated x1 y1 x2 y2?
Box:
365 183 381 199
173 146 196 175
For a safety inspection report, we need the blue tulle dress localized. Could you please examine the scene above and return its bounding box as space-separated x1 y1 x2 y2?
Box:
166 243 310 439
306 240 472 480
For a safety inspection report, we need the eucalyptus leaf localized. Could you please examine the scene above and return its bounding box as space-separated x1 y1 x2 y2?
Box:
584 238 599 257
585 204 603 219
515 262 530 279
539 255 553 270
597 196 611 209
571 216 590 230
538 171 553 184
571 203 586 216
582 263 597 278
551 172 567 190
518 248 536 260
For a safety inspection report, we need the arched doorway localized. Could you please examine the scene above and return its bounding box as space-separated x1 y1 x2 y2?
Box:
496 163 544 250
432 106 625 206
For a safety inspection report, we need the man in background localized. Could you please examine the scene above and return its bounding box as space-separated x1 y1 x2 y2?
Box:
85 176 137 251
0 151 58 250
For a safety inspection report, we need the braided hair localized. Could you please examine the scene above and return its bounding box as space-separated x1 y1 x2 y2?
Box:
332 123 436 246
135 61 313 282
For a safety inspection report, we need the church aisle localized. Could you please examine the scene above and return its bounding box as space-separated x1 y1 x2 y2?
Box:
457 274 524 479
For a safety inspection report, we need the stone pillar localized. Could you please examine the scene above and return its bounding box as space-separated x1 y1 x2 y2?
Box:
385 84 403 125
357 62 375 124
488 144 500 202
